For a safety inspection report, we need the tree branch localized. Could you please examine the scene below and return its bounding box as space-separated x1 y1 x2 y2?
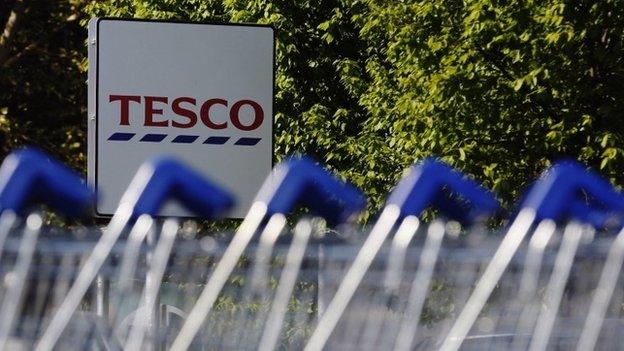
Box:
2 12 85 69
0 0 26 67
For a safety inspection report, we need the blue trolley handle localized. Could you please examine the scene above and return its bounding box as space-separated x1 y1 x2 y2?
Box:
0 147 94 350
171 156 366 351
441 159 624 351
36 156 234 351
523 160 624 223
0 148 93 218
306 157 500 351
0 147 94 265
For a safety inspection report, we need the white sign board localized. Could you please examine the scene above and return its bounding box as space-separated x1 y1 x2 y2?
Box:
87 18 274 218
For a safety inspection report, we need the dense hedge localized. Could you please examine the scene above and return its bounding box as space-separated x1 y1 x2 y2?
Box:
2 0 624 218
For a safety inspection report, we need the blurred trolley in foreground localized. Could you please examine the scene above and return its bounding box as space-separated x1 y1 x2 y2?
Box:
0 147 622 350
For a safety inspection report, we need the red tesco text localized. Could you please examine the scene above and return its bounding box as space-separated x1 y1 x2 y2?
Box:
109 95 264 131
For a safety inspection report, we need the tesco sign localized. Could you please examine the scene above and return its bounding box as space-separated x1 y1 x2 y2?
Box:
87 18 274 218
108 95 264 130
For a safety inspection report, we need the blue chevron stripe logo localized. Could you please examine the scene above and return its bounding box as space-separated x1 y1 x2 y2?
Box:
204 136 230 145
107 133 261 146
172 135 199 143
140 134 167 142
234 137 262 146
108 132 135 141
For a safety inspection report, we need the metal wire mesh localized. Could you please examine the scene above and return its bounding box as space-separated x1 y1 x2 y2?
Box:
0 219 623 350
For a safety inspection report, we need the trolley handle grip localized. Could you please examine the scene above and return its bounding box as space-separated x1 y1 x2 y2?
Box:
567 200 618 229
119 156 234 219
254 156 366 224
385 158 499 222
433 194 473 226
0 147 93 218
522 160 624 223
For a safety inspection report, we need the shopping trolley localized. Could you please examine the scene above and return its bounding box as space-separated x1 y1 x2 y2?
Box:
0 148 93 350
1 145 624 350
169 156 366 350
306 157 500 351
34 155 235 351
438 160 624 351
299 159 624 351
22 153 364 350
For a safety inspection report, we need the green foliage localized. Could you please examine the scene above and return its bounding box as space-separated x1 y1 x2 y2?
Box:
2 0 624 220
0 1 90 170
352 0 624 208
